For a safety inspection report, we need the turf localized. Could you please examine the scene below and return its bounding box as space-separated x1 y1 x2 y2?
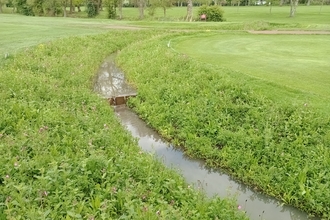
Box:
172 32 330 114
0 14 139 56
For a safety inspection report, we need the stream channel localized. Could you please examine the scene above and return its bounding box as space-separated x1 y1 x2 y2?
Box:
94 55 318 220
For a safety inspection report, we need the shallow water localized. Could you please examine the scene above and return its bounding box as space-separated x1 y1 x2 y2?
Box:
114 105 317 220
94 55 319 220
93 55 136 98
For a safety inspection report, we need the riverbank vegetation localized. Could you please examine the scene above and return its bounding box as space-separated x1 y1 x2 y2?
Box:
0 31 248 219
117 32 330 218
1 10 330 219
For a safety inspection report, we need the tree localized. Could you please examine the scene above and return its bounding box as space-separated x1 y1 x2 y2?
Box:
73 0 83 12
0 0 8 13
16 0 34 15
138 0 144 19
43 0 62 16
149 0 174 17
117 0 123 19
69 0 73 12
61 0 67 16
185 0 192 21
289 0 298 17
10 0 17 12
107 0 116 18
319 0 324 13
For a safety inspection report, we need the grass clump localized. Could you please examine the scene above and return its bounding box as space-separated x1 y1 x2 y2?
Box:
117 32 330 218
0 31 247 219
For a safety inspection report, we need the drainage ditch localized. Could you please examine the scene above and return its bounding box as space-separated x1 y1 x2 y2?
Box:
94 55 318 220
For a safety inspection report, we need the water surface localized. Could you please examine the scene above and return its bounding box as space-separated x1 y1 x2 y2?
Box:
94 55 318 220
114 105 317 220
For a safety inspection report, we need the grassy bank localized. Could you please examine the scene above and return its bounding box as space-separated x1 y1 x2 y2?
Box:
117 32 330 218
0 31 247 219
172 32 330 114
1 13 330 219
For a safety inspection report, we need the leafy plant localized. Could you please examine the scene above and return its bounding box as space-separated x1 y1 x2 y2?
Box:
117 32 330 218
197 5 225 22
0 31 247 220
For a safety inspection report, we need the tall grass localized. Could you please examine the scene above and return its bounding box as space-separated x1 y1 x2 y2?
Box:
0 31 248 219
117 32 330 218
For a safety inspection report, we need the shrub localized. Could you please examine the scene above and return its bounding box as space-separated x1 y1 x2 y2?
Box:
198 5 225 22
86 0 98 17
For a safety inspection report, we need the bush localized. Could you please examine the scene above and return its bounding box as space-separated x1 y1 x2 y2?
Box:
198 5 225 22
86 1 98 17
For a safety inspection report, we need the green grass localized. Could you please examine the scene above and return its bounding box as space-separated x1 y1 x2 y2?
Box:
112 6 330 30
0 31 248 219
172 32 330 113
0 13 140 56
117 32 330 218
224 5 330 24
106 5 330 24
1 10 330 218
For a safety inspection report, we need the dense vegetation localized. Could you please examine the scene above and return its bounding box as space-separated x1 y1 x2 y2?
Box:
1 7 330 219
117 32 330 218
0 31 248 219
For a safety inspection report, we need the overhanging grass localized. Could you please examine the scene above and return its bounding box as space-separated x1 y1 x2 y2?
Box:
117 32 330 218
0 31 247 219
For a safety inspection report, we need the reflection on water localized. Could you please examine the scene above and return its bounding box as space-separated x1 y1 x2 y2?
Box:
94 55 136 98
114 105 319 220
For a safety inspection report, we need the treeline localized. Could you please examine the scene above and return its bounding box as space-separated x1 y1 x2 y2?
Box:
0 0 328 17
0 0 183 18
2 0 83 16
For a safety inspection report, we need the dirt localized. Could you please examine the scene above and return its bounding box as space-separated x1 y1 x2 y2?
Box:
249 30 330 35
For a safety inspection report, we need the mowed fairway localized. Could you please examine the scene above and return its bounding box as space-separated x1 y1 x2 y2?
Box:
173 32 330 112
0 14 140 56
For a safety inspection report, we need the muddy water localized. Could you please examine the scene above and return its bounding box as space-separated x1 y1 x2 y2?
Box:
94 56 318 220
